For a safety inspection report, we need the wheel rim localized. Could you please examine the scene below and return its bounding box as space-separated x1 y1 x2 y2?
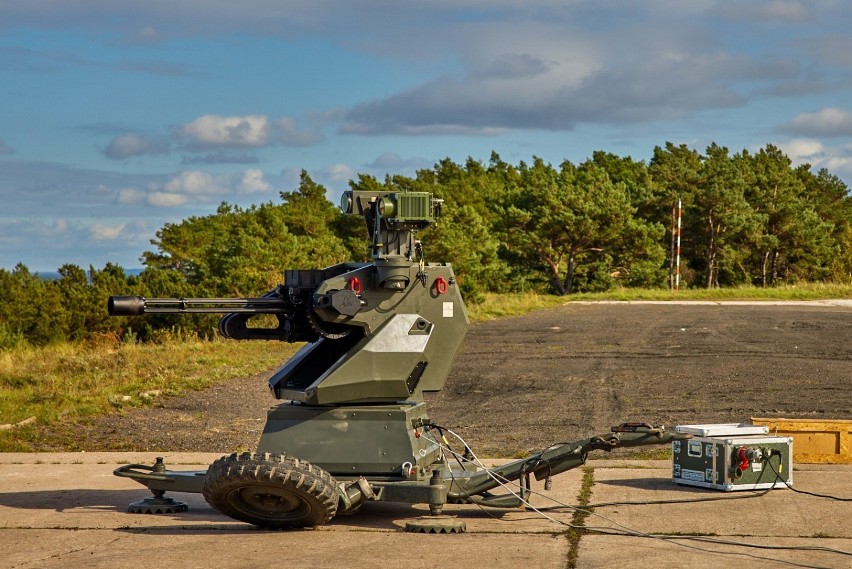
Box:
226 484 312 522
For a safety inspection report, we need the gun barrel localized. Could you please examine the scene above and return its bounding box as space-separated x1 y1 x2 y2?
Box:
107 295 290 316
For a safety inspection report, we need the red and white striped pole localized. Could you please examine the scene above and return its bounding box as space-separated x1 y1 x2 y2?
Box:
675 197 682 291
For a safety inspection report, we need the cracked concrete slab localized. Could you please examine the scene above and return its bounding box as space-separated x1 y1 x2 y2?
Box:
1 454 850 569
589 461 851 538
577 535 852 569
2 529 568 569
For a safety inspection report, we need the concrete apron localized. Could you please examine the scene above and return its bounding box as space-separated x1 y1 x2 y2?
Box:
0 453 576 569
0 454 850 569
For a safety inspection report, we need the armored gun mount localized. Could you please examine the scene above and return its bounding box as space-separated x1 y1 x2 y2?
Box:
110 189 689 530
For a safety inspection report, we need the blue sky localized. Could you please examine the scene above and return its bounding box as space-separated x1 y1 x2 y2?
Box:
2 1 852 272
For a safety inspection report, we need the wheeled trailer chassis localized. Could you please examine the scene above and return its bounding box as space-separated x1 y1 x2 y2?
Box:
115 419 689 528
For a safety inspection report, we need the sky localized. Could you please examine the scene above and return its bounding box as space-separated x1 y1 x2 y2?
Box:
2 1 852 272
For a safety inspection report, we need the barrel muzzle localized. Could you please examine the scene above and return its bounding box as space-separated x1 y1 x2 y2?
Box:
107 295 146 316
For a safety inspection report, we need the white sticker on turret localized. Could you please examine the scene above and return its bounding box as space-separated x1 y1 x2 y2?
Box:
443 302 454 317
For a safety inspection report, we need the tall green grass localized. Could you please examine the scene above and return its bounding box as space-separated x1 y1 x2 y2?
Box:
0 337 298 451
566 282 852 302
466 292 568 321
466 283 852 321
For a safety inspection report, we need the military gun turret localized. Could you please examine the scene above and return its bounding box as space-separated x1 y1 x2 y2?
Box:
111 189 688 531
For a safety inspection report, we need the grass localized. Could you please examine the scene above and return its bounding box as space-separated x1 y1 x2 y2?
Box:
601 447 673 461
467 292 568 321
565 465 595 569
466 282 852 322
567 282 852 302
0 337 298 451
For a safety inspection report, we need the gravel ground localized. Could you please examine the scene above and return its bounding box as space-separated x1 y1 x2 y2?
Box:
38 302 852 457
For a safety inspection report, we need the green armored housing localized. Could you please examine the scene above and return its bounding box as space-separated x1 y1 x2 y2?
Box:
109 188 688 529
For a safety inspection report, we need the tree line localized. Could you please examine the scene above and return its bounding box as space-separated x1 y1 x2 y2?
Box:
2 143 850 347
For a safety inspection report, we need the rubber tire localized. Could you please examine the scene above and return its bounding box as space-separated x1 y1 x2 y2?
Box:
203 452 339 529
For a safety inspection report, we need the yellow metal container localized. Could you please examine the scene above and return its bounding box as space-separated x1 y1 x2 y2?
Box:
751 418 852 464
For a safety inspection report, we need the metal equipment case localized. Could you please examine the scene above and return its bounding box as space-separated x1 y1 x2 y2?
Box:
672 424 793 491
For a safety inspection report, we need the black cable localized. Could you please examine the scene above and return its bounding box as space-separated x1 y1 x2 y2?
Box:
651 533 852 556
580 526 849 569
501 463 845 568
765 458 852 501
432 425 467 471
538 487 775 510
430 428 775 513
419 429 508 523
488 463 777 515
427 429 851 567
540 449 778 510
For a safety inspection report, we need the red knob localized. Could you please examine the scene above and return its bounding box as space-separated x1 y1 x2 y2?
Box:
435 277 448 295
738 447 750 472
348 276 362 295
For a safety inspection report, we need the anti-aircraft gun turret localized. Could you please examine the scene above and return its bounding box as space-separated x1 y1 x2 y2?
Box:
111 189 689 531
110 191 464 403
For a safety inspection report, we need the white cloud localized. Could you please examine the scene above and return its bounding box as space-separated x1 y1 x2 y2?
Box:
104 134 147 159
0 218 73 265
779 138 824 159
0 213 154 270
111 169 275 207
147 191 190 207
163 170 229 196
776 138 852 178
178 114 322 150
340 14 801 135
51 218 70 234
321 163 356 183
116 187 147 204
23 217 72 238
236 168 271 194
0 216 69 244
179 115 270 148
89 222 126 241
785 108 852 137
104 132 170 159
3 2 837 144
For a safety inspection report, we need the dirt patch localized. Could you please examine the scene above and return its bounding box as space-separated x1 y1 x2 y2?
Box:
37 303 852 456
429 302 852 456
